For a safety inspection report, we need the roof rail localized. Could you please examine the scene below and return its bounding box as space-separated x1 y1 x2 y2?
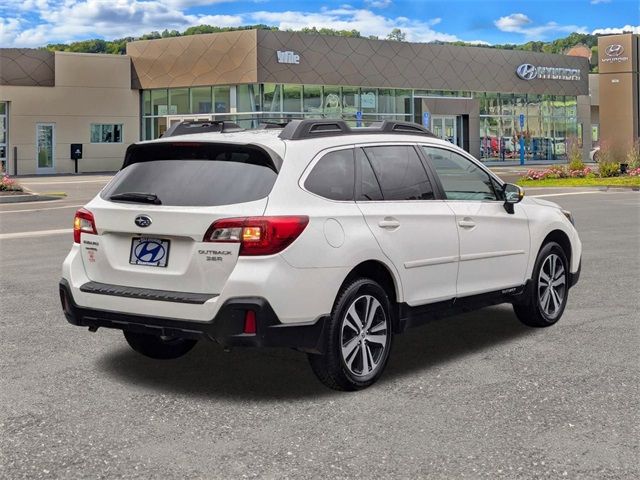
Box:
161 120 243 138
278 119 436 140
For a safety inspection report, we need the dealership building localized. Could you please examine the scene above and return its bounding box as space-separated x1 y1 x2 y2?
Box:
0 30 637 175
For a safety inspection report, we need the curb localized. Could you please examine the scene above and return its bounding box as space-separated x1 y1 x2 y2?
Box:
0 193 66 204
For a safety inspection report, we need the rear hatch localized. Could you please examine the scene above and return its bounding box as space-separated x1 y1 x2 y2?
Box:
80 141 280 295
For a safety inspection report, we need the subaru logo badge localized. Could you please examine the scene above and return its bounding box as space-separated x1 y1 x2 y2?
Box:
134 215 152 228
516 64 537 81
605 44 624 57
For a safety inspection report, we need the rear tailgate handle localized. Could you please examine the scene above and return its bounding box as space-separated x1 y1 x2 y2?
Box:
378 218 401 229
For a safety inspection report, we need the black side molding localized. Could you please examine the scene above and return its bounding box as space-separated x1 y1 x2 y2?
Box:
79 281 218 305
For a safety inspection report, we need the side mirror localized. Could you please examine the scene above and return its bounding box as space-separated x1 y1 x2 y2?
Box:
503 183 524 214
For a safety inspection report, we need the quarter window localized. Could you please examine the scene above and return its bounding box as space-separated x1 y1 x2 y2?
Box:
91 124 123 143
363 146 434 201
304 149 355 201
422 147 498 201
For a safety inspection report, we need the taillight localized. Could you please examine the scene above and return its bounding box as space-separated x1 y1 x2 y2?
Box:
73 208 97 243
203 216 309 256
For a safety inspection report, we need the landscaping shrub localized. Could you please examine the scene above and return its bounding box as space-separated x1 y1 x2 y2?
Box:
0 173 22 192
567 137 585 171
597 161 620 178
627 141 640 169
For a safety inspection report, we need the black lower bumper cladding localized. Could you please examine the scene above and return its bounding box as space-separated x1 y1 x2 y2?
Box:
59 279 327 354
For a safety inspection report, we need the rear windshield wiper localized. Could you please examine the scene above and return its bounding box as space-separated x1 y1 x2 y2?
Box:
109 192 162 205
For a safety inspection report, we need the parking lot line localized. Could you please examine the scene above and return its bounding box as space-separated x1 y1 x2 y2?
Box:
531 191 606 198
0 204 83 214
0 228 72 240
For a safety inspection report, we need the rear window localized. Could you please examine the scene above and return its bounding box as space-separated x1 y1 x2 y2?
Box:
101 143 278 207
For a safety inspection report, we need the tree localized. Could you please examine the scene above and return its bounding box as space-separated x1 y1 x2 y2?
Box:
387 28 406 42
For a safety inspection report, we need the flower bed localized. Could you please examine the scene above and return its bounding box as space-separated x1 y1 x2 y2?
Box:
0 173 23 192
523 166 594 181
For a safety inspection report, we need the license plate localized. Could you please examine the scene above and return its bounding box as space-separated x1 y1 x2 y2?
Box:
129 237 170 267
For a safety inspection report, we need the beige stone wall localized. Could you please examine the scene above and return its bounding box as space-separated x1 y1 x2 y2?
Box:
2 52 139 175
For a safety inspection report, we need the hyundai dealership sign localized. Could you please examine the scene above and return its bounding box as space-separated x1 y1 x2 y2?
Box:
601 44 629 64
516 63 581 81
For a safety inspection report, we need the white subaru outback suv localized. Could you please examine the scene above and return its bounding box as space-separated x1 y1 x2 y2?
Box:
60 119 582 391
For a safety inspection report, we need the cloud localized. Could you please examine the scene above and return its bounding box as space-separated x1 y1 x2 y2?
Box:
1 0 244 46
593 25 640 34
590 0 611 4
2 1 484 47
495 12 587 39
365 0 392 8
249 7 460 42
495 13 532 32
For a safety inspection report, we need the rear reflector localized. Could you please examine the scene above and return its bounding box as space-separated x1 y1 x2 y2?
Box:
73 208 97 243
203 216 309 256
244 310 257 334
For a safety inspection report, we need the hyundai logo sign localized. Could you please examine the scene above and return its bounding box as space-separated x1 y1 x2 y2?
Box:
516 63 581 81
516 64 537 80
605 44 624 57
134 215 152 228
134 240 166 263
602 43 629 64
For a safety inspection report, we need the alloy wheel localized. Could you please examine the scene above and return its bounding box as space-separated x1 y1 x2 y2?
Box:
340 294 389 377
538 253 567 318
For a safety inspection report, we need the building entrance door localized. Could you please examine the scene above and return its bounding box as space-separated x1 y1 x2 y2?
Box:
36 123 55 174
432 116 458 145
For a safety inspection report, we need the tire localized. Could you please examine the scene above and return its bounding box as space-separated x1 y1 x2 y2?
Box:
123 331 197 359
308 278 393 391
593 151 600 163
513 241 569 328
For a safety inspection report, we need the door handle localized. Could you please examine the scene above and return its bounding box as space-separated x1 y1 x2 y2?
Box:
458 219 476 228
378 218 400 229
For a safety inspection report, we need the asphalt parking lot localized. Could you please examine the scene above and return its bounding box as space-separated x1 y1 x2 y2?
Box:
1 177 638 479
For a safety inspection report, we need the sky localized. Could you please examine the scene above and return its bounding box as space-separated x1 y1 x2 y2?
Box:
0 0 638 48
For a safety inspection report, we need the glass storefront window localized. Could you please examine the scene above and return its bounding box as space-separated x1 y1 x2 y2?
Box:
151 89 168 116
283 84 302 112
237 84 258 113
213 86 230 113
342 87 359 116
303 85 322 115
91 124 123 143
191 86 212 114
360 88 377 113
323 86 341 116
263 83 282 113
395 90 412 116
378 89 396 114
169 88 189 115
142 91 151 116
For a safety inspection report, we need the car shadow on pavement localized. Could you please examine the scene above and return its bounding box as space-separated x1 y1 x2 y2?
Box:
98 305 534 400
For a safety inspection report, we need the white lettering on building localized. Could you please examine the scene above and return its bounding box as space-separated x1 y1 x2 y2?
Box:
276 51 300 65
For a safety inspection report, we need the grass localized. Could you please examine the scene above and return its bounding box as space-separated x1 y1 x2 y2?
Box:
517 176 640 188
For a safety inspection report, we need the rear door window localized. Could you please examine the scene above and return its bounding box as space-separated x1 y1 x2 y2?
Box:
362 145 434 201
102 143 278 207
304 149 355 201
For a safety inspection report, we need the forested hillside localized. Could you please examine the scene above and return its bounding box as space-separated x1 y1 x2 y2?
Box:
43 26 602 71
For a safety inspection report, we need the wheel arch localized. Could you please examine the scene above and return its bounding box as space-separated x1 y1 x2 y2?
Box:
339 259 403 333
541 229 572 268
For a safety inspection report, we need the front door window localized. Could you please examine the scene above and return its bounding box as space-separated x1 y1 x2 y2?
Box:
36 124 55 173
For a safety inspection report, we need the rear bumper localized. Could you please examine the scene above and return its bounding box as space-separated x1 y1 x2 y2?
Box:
59 279 327 353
